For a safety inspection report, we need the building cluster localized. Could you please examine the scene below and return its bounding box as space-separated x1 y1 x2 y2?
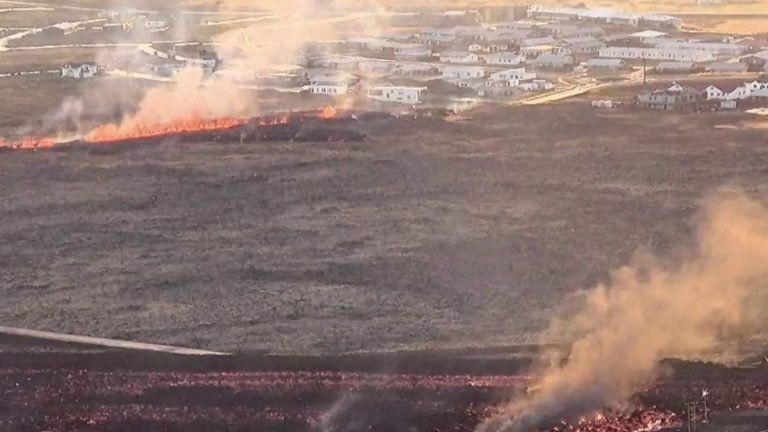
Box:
635 77 768 111
61 3 768 108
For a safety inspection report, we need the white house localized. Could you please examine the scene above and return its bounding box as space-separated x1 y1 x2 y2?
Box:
180 57 217 69
708 62 749 73
532 53 575 69
527 5 681 29
395 44 431 61
704 85 726 100
519 79 554 91
395 63 438 76
560 36 606 54
442 65 486 79
61 63 98 78
521 36 557 47
468 42 510 53
520 45 556 59
585 58 626 71
440 51 481 64
483 52 524 66
489 67 535 82
304 73 357 95
598 47 714 63
651 40 747 56
139 45 169 59
144 20 169 32
358 60 393 75
655 61 697 73
320 57 359 70
704 79 768 101
367 86 427 104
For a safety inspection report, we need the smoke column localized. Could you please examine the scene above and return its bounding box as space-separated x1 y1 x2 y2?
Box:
480 190 768 432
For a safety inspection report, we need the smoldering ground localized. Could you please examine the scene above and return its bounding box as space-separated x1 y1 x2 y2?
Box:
479 189 768 432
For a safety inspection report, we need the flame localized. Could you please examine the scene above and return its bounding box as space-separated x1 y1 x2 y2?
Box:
84 116 247 144
0 137 58 150
320 105 338 119
0 109 340 151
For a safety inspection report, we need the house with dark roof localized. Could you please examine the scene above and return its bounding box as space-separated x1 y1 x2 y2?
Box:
636 83 711 111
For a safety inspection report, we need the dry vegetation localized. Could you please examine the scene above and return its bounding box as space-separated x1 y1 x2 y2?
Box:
1 82 767 353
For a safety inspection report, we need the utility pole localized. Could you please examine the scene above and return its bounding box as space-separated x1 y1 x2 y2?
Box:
686 401 698 432
643 56 647 85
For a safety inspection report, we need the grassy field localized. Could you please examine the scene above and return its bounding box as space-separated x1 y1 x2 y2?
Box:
0 93 767 353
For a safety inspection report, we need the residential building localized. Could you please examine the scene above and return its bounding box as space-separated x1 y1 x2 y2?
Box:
304 73 357 95
520 44 556 58
521 36 557 47
358 61 393 75
489 67 535 82
527 5 681 29
440 51 481 64
395 44 432 61
740 50 768 71
708 79 768 101
395 63 438 76
417 29 458 47
592 99 622 108
636 84 708 111
61 63 98 78
561 36 606 54
491 21 537 32
367 86 427 104
655 61 698 73
532 53 575 69
599 47 714 62
543 23 605 38
477 84 518 97
468 41 511 53
144 20 170 32
651 40 747 56
320 57 359 70
585 58 627 71
442 65 487 79
708 62 749 73
483 52 524 66
520 79 554 91
629 30 668 39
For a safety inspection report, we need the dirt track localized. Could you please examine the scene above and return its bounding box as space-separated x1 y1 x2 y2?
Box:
1 102 768 354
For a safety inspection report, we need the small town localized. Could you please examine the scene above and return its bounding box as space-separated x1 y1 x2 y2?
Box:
34 3 768 112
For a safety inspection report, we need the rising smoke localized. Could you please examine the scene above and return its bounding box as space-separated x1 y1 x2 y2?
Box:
480 189 768 432
35 0 391 140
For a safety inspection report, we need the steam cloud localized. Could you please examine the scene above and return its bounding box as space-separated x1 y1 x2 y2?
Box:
480 190 768 432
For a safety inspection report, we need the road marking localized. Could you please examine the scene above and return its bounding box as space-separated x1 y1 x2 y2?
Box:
0 325 230 356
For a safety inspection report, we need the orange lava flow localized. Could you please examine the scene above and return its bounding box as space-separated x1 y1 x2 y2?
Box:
320 105 339 119
0 137 58 150
0 106 340 151
85 116 248 144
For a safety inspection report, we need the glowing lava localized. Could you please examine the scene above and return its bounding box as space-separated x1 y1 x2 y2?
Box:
0 137 58 150
85 116 248 144
0 106 341 151
320 105 338 119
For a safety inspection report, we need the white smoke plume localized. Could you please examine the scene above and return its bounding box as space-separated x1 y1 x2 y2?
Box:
480 189 768 432
35 0 393 140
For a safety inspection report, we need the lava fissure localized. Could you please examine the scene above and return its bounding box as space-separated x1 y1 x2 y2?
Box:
0 107 351 151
